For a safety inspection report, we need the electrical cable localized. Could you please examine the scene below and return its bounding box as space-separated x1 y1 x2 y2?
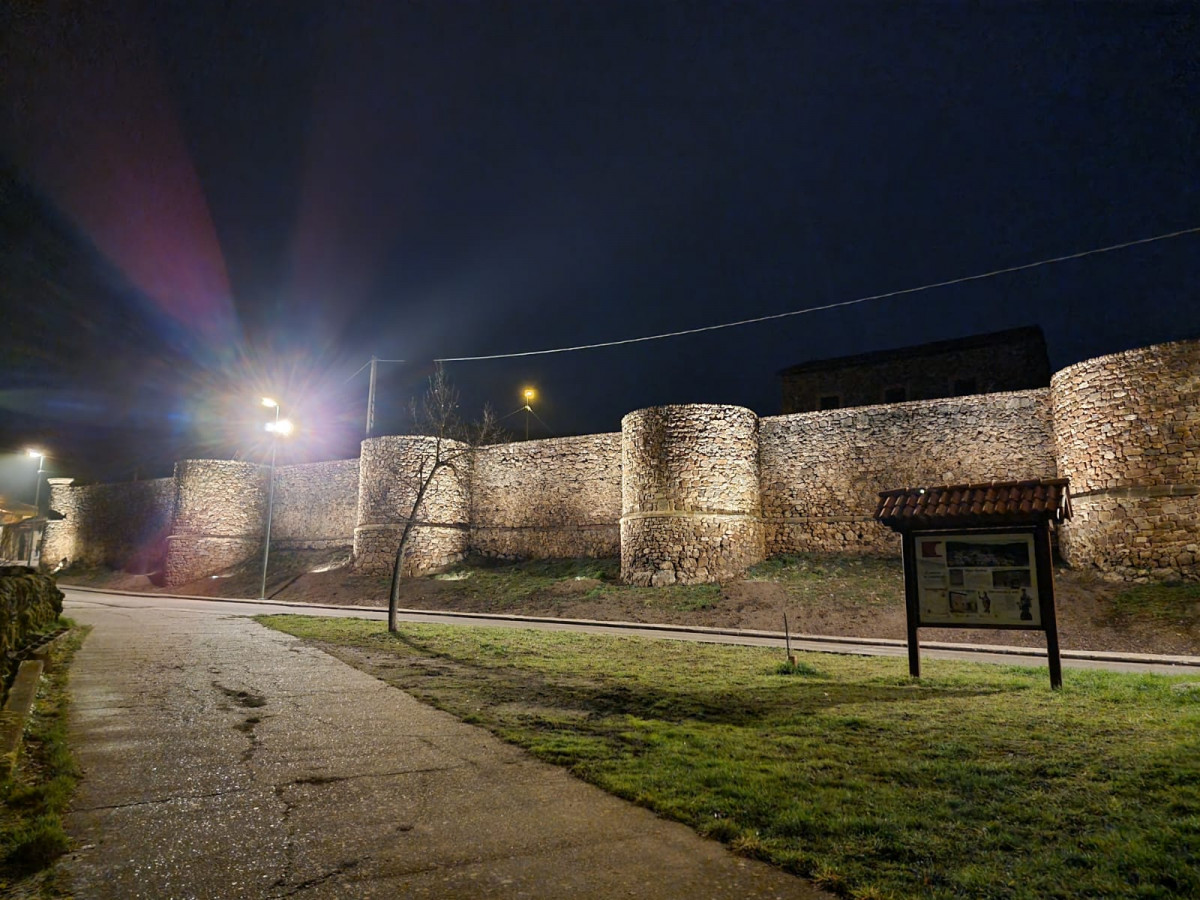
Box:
425 225 1200 363
527 407 554 437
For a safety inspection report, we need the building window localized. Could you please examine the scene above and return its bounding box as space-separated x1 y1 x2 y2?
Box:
818 394 841 410
952 377 978 396
884 386 907 404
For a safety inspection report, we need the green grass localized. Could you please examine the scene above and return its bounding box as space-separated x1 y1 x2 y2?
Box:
259 613 1200 900
747 553 902 607
0 621 89 896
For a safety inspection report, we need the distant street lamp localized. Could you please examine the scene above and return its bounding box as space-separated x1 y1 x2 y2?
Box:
25 448 46 566
522 387 537 440
259 398 293 601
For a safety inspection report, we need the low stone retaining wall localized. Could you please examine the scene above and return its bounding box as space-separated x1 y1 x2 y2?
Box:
0 566 64 698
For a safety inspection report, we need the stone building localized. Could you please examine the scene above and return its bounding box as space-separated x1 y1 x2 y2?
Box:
779 325 1050 413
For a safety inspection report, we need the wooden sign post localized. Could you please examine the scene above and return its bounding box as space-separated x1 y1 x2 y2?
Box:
877 479 1070 690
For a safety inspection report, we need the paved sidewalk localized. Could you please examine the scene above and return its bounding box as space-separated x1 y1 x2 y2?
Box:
61 602 827 898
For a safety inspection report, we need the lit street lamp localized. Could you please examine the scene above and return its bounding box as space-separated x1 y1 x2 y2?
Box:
522 387 536 440
259 398 293 601
25 448 46 566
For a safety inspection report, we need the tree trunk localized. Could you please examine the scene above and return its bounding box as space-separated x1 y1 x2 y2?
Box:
388 461 437 632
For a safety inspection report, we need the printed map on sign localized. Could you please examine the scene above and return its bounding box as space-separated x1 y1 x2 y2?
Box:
915 533 1039 626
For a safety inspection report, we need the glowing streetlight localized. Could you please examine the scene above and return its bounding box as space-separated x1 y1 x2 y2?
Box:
521 387 537 440
258 399 292 601
25 448 46 566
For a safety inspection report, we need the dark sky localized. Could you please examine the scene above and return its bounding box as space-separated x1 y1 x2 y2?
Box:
1 1 1197 497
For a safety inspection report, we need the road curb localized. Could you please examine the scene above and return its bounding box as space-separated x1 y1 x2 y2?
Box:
1 659 45 776
60 583 1200 669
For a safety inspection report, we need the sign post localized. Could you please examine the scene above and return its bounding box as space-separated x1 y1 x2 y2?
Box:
876 479 1071 689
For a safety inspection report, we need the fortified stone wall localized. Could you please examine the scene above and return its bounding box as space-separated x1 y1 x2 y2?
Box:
1053 339 1200 579
471 434 621 560
760 390 1058 557
42 477 175 571
353 436 470 575
271 459 359 550
42 338 1200 584
164 460 266 585
621 405 763 585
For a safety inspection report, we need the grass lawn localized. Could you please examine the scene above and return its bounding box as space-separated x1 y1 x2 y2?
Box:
258 614 1200 900
0 622 89 897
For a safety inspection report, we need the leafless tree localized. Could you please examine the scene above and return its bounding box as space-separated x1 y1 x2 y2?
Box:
388 365 498 632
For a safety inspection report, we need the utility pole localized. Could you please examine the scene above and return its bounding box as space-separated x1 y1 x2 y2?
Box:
365 356 378 437
522 387 536 440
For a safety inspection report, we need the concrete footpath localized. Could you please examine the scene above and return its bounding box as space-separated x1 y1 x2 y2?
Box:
60 601 828 899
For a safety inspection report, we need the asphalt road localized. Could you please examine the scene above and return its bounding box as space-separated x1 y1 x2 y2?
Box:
59 587 831 898
63 586 1200 676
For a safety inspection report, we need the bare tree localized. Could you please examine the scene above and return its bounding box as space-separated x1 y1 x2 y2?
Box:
388 365 498 632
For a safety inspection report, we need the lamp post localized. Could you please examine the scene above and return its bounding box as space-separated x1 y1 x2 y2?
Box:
259 398 293 601
25 448 46 567
522 387 536 440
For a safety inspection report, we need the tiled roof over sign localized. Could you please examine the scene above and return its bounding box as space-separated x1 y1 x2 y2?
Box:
874 478 1071 530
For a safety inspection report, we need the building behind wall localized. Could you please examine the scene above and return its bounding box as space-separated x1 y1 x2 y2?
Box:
779 325 1051 413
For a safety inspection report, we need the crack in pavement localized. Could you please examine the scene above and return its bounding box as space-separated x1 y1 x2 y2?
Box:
72 786 250 812
273 763 468 792
271 859 363 898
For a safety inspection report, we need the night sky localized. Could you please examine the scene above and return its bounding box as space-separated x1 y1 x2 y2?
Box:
1 2 1197 499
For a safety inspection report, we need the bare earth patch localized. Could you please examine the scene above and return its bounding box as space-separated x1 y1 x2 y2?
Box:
58 550 1200 656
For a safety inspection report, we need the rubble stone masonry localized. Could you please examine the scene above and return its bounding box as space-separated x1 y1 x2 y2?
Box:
621 405 763 585
760 390 1058 556
272 459 359 551
164 460 266 585
1053 339 1200 579
40 338 1200 584
353 435 471 576
43 477 175 571
470 434 621 560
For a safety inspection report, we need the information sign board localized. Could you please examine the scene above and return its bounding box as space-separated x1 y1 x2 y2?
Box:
899 525 1062 688
914 533 1039 627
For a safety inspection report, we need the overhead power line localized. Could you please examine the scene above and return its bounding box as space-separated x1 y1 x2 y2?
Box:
429 225 1199 363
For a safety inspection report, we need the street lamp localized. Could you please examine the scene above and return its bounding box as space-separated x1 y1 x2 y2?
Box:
259 398 293 601
26 449 46 511
521 387 536 440
25 448 46 566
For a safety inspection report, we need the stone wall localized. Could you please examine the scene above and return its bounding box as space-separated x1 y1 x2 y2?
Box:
1053 339 1200 579
470 434 621 560
760 390 1058 556
272 459 359 551
0 567 63 691
164 460 266 585
42 338 1200 584
621 405 763 585
42 477 175 572
353 436 470 575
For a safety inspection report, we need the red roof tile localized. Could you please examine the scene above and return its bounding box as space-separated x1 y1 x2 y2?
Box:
874 478 1071 530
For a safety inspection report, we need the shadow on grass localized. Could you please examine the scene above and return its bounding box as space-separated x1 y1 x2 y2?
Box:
348 640 1002 729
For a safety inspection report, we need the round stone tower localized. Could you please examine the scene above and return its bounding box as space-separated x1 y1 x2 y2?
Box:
1051 338 1200 579
620 404 764 585
353 435 471 575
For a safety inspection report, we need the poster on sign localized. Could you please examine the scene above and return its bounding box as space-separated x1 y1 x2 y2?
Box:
914 533 1039 627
